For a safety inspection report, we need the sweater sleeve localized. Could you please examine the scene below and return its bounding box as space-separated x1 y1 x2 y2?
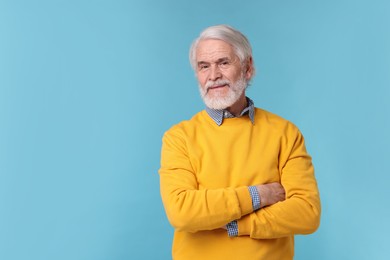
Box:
159 126 254 233
237 125 321 239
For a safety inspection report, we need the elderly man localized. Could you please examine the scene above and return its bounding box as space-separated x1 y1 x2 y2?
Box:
159 25 321 260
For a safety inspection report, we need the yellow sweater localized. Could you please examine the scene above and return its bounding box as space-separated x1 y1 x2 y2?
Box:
159 108 321 260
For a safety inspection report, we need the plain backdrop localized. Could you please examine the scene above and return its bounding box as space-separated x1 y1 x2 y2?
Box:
1 0 389 259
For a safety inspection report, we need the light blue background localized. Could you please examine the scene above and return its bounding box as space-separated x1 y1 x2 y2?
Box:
1 0 389 259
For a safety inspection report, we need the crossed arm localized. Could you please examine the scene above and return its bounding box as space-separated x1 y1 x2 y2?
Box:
159 129 321 239
221 182 285 234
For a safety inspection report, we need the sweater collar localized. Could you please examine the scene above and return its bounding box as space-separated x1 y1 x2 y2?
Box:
205 97 255 126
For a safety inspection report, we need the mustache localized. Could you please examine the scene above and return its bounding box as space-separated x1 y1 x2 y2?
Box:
205 80 231 91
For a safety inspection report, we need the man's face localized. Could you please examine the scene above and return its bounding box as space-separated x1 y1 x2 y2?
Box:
195 39 250 110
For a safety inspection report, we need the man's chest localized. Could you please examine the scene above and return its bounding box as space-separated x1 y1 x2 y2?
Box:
186 133 282 189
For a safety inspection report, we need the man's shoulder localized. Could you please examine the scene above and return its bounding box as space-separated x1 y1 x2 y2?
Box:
163 110 208 136
254 107 287 122
254 107 300 133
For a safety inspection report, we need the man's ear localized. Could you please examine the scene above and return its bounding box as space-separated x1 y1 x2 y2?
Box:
245 57 254 80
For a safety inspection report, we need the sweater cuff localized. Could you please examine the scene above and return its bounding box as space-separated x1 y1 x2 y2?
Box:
235 186 254 216
237 215 251 236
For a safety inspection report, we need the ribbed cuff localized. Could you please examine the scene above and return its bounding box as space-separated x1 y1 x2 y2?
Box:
237 216 251 236
235 186 254 216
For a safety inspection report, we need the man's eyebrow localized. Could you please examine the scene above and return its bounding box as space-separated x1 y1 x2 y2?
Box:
197 57 230 65
197 61 210 65
217 57 230 62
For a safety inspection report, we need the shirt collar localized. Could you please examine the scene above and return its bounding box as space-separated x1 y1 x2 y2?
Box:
205 97 255 126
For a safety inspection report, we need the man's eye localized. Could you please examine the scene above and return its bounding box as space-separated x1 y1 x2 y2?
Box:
219 61 230 67
199 65 209 70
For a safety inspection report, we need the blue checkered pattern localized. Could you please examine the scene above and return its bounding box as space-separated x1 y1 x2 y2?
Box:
205 97 255 126
248 186 261 210
226 220 239 237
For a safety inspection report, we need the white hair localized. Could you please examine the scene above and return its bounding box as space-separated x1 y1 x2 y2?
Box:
189 25 255 81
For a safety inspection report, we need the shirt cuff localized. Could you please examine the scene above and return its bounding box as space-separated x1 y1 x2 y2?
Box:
248 186 261 210
226 220 239 237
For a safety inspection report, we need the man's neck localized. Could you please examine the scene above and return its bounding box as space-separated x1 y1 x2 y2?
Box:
226 93 247 117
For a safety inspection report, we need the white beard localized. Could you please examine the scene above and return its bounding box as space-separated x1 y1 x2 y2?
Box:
199 75 247 110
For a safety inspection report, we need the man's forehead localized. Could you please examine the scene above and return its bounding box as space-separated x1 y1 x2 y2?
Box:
196 39 235 61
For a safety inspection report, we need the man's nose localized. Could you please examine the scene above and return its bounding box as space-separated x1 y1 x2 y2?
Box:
209 65 222 81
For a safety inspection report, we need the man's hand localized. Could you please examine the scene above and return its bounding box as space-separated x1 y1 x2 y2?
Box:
256 182 285 208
